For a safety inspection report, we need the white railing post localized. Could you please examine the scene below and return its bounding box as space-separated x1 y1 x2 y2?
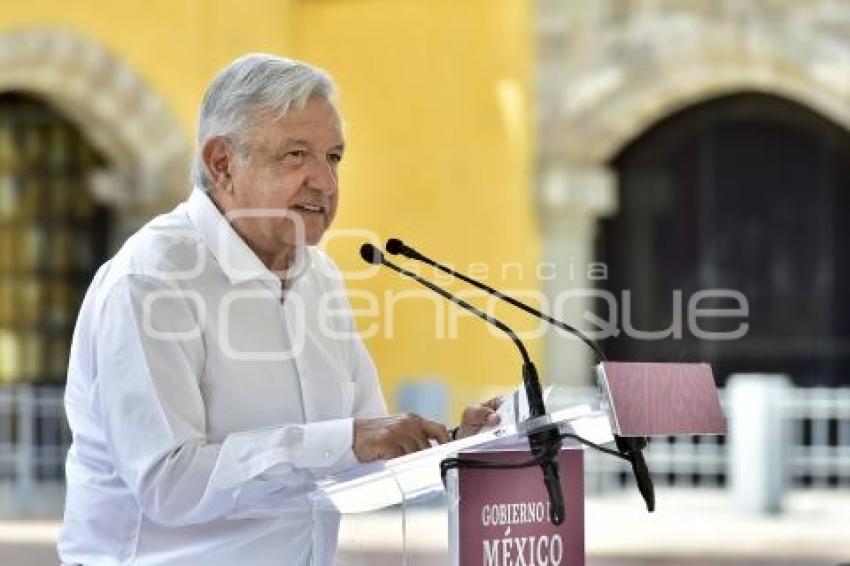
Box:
727 373 790 514
15 385 35 515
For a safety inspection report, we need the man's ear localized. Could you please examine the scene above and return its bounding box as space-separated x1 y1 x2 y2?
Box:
201 137 233 192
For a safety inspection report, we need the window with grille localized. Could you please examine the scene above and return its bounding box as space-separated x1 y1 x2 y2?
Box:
0 92 111 385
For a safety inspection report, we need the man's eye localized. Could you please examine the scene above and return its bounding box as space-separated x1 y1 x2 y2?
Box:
284 150 307 161
328 153 342 165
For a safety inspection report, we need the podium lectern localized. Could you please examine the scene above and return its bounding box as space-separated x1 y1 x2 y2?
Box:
310 362 725 565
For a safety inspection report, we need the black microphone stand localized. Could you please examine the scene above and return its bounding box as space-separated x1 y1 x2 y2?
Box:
521 362 566 525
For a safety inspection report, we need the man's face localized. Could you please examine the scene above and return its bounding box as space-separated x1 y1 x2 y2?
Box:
224 95 344 254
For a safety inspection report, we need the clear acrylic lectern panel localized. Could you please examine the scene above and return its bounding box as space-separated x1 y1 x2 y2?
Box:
308 403 614 565
319 362 725 564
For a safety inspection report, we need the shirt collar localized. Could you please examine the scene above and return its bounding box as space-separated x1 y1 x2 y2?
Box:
186 188 311 287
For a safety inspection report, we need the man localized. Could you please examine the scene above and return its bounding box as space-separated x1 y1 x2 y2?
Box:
59 53 499 565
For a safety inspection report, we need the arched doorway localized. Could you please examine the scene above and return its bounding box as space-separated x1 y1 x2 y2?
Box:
0 92 113 490
0 29 189 510
0 92 112 386
597 92 850 387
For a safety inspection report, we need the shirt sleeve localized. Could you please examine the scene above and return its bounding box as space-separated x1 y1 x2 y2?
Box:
93 275 352 527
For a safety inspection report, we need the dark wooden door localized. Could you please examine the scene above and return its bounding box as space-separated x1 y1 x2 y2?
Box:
598 92 850 387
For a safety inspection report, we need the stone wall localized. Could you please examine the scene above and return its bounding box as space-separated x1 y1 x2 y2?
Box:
535 0 850 385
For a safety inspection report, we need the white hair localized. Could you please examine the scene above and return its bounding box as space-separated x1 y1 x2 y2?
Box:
191 53 337 193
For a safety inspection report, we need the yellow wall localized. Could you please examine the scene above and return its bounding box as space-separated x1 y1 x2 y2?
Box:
0 0 298 135
0 0 541 421
294 1 541 418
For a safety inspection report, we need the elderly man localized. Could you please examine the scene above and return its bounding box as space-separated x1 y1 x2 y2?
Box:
58 54 499 565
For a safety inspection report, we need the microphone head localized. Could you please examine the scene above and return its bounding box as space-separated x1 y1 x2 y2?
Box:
359 243 384 265
615 435 655 512
631 447 656 512
385 238 406 256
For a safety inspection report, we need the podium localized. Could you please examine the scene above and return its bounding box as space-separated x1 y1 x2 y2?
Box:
307 362 726 565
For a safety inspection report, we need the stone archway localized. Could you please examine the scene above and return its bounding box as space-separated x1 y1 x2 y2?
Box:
556 55 850 167
536 1 850 386
0 28 190 223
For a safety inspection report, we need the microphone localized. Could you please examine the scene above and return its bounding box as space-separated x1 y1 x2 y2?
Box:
615 436 655 512
360 243 566 525
385 238 606 362
360 244 535 366
383 237 656 513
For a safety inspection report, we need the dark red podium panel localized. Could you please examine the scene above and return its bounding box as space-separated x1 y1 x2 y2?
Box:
457 449 584 566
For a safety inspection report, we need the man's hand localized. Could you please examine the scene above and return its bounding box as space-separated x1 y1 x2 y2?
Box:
456 396 503 439
353 414 450 462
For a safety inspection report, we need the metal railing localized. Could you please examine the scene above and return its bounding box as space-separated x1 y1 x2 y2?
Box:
785 387 850 489
0 378 849 516
0 385 69 516
550 379 850 500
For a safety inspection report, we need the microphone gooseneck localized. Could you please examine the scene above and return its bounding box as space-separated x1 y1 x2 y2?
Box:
384 237 606 363
359 244 533 365
359 242 566 525
379 238 656 515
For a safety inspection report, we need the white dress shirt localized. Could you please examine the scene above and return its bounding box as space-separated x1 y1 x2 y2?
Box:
58 189 386 565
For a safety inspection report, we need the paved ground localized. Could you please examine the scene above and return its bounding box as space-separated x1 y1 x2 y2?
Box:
2 545 840 566
336 556 841 566
2 489 849 565
2 549 848 565
335 488 850 565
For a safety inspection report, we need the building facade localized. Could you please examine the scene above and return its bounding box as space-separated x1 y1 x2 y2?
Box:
536 0 850 388
0 1 537 419
0 2 848 486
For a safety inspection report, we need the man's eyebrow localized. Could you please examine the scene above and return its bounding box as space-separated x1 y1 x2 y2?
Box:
281 139 345 152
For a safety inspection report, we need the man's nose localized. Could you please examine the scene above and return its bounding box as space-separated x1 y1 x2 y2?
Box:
307 156 338 195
